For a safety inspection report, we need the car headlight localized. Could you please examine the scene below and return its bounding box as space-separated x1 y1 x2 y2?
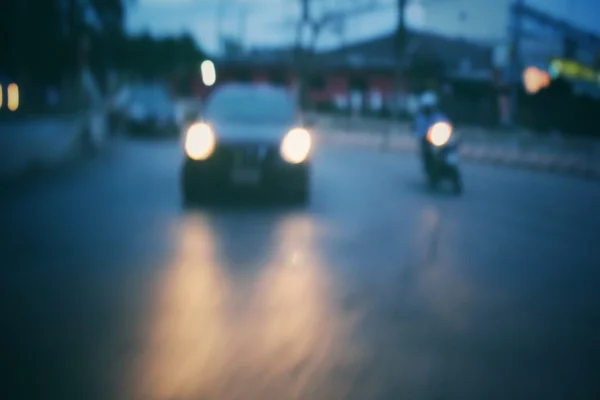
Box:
280 128 312 164
185 122 216 160
427 122 453 147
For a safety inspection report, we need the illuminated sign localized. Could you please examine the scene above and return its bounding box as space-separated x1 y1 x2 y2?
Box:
523 67 550 94
549 58 600 83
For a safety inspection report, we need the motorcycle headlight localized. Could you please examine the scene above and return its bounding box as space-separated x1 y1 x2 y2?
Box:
280 128 312 164
427 122 453 147
185 122 216 160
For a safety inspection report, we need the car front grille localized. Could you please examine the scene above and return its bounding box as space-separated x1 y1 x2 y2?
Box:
209 143 280 168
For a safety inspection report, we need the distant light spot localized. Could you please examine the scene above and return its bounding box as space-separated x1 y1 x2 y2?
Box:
201 60 216 86
8 83 19 111
523 67 550 94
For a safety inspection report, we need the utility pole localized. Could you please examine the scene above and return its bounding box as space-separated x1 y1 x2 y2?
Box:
217 0 227 55
237 5 248 51
297 0 310 109
393 0 407 120
507 0 524 127
382 0 406 150
297 0 309 52
302 0 309 22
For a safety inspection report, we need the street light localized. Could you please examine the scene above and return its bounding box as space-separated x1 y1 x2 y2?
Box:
7 83 19 111
201 60 217 86
523 66 550 94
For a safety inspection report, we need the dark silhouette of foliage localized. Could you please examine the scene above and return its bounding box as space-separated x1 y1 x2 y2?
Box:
0 1 206 86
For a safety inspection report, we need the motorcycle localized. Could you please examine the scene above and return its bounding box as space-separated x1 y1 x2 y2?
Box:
422 121 463 194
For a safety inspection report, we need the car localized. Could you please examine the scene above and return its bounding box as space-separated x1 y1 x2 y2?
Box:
111 84 179 137
180 83 312 205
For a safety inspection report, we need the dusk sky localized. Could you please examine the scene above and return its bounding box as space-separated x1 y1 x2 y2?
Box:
127 0 600 54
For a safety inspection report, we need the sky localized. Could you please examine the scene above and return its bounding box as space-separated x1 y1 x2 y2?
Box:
126 0 600 55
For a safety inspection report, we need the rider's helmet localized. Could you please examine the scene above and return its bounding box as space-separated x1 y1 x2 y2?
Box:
419 91 438 116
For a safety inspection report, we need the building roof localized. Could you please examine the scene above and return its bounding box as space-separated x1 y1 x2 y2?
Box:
217 47 297 67
216 31 494 81
316 30 493 74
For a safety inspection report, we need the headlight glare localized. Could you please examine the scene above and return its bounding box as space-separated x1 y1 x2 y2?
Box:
280 128 312 164
185 123 216 160
427 122 453 147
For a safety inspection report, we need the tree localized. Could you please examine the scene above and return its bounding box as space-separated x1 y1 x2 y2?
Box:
89 0 126 35
120 33 208 80
290 0 386 108
1 0 67 83
89 0 127 71
222 36 245 58
0 0 129 85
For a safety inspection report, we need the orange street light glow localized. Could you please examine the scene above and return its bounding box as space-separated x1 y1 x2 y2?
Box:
8 83 19 111
523 67 550 94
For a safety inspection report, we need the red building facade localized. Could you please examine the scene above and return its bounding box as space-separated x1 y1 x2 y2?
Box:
190 30 497 123
190 61 404 114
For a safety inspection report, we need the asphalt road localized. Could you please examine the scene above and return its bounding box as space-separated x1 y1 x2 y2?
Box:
1 137 599 400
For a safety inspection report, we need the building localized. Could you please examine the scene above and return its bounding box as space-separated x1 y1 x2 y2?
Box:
309 30 494 118
191 47 297 98
194 30 496 124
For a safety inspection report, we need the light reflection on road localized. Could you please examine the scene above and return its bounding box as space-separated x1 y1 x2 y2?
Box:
133 213 233 400
411 205 479 332
132 212 363 400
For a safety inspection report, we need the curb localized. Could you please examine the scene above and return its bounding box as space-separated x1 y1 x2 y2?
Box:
0 109 110 189
316 131 600 181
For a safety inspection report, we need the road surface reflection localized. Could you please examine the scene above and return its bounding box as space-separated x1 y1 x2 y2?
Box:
132 211 363 400
413 205 477 331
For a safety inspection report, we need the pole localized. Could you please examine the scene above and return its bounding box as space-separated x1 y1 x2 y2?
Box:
217 0 227 54
297 0 310 109
302 0 309 22
393 0 407 120
383 0 405 150
507 0 524 127
297 0 309 50
237 6 248 51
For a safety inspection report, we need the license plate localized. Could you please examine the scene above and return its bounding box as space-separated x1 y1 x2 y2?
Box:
230 168 261 185
446 152 459 165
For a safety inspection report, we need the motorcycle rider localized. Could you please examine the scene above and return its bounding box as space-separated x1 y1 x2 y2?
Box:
413 91 449 171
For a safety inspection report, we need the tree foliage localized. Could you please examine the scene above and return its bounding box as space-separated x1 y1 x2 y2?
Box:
0 0 206 86
291 0 385 108
118 33 207 79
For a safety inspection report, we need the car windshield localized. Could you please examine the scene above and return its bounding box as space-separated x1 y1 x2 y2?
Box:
204 85 295 124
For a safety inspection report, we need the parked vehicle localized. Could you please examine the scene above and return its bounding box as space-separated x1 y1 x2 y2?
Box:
109 84 179 137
